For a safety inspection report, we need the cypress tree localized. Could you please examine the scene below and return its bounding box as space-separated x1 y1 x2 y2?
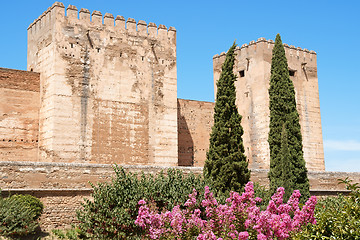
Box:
204 42 250 193
279 122 296 201
268 34 310 202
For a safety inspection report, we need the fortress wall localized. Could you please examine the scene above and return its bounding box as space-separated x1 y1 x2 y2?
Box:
213 38 324 171
1 161 358 229
0 68 40 162
27 3 177 165
177 99 214 167
0 161 202 229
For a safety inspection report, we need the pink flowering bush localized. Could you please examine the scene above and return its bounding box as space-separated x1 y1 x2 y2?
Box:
135 182 317 239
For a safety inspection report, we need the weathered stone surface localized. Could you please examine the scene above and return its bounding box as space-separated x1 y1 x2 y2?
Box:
213 40 324 171
27 3 178 166
177 99 214 167
0 68 40 162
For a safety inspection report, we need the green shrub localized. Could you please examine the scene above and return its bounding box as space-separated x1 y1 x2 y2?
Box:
0 194 43 237
253 182 271 210
77 165 217 239
10 194 44 220
294 178 360 239
52 227 86 240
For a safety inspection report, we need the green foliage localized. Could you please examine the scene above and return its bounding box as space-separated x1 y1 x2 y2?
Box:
52 227 87 240
77 165 212 239
268 34 309 202
294 178 360 239
0 194 43 237
10 194 44 220
253 183 271 210
204 41 250 193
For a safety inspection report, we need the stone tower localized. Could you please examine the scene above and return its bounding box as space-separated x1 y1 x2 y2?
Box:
27 2 178 165
213 38 325 171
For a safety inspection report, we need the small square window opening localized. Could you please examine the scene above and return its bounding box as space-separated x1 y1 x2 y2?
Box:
239 70 245 77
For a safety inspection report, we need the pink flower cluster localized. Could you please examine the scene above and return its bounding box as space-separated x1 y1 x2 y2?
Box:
135 182 317 240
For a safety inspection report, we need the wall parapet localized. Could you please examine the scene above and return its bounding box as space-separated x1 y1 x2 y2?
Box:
0 161 201 171
2 161 360 192
28 2 176 40
213 37 317 59
0 189 92 198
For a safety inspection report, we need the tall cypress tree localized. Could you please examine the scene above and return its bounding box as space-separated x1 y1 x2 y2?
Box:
268 34 310 202
279 122 296 201
204 42 250 193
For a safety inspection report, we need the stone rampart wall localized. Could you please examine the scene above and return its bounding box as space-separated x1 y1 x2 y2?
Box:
0 68 40 162
1 161 359 229
177 99 214 167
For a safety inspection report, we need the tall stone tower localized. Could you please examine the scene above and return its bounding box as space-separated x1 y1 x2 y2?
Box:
27 2 178 165
213 38 325 171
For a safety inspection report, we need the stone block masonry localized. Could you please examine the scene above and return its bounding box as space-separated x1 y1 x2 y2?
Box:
0 68 40 163
177 99 214 167
28 2 178 166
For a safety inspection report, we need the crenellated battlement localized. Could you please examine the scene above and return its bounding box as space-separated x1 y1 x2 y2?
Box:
213 37 316 59
28 2 176 40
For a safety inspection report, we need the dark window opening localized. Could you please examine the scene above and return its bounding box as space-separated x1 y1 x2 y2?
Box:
141 56 144 61
162 60 164 64
30 68 33 72
119 52 122 57
97 48 100 53
70 43 74 48
289 70 296 77
239 70 245 77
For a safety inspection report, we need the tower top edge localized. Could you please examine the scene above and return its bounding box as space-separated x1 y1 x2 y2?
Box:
213 37 317 59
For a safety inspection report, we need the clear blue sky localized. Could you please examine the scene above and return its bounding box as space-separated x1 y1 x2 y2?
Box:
1 0 359 172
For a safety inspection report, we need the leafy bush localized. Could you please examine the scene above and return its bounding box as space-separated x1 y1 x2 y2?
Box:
294 178 360 239
77 165 215 239
136 182 317 239
0 194 43 237
10 194 44 220
52 227 86 240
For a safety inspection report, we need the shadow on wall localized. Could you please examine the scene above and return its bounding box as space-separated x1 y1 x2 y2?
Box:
177 100 194 166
